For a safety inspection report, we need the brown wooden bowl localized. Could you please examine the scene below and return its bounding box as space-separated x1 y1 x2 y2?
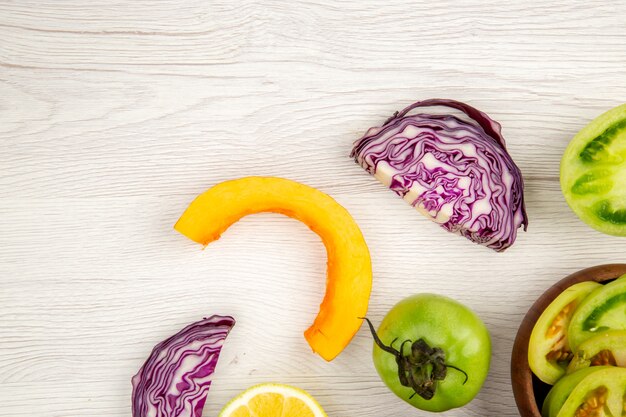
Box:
511 264 626 417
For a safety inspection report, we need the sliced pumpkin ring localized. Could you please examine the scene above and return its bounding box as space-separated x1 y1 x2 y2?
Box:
174 177 373 361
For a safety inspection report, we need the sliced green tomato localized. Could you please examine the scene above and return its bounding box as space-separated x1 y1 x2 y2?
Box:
555 367 626 417
543 367 610 417
561 103 626 236
529 281 602 384
569 274 626 351
567 330 626 374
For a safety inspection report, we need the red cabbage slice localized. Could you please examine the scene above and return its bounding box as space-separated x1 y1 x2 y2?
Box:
131 315 235 417
351 99 528 252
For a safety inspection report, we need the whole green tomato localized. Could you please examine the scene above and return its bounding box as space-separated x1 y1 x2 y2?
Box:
364 293 491 412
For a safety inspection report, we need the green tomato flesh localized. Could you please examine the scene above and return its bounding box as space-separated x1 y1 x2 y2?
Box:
529 281 601 384
568 274 626 351
567 330 626 374
371 293 491 412
555 367 626 417
561 103 626 236
542 367 609 417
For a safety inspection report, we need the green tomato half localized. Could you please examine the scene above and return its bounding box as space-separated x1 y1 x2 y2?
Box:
555 367 626 417
567 330 626 374
542 367 609 417
561 103 626 236
368 294 491 412
529 281 601 384
568 274 626 351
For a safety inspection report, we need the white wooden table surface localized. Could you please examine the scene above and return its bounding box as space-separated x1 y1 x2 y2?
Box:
2 1 626 416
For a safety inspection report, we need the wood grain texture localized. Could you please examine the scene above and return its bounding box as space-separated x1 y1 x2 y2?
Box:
1 1 626 416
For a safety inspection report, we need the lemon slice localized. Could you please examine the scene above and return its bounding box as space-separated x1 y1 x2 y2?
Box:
218 383 327 417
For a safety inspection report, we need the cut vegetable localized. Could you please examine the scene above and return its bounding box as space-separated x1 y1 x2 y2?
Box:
561 103 626 236
555 367 626 417
174 177 372 361
131 315 235 417
529 281 601 384
218 383 327 417
567 330 626 373
542 367 608 417
351 99 527 251
568 274 626 350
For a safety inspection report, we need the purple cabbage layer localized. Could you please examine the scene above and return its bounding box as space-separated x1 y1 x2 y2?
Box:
351 99 527 251
132 315 235 417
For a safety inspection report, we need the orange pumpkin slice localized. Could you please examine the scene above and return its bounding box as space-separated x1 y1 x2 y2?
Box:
174 176 372 361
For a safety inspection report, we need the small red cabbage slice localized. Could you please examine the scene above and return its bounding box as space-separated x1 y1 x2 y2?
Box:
351 99 527 252
131 315 235 417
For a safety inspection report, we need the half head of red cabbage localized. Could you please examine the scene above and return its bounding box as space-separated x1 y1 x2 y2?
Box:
351 99 527 252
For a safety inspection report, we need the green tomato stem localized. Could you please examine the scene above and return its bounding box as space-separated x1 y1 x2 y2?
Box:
361 317 468 401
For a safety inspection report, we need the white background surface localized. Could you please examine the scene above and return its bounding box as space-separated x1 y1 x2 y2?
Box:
2 1 626 416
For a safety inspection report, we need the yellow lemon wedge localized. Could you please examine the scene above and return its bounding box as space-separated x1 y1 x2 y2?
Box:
218 383 327 417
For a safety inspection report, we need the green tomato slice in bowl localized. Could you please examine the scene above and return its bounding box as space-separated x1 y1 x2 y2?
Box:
568 274 626 351
555 367 626 417
567 330 626 374
529 281 601 384
560 103 626 236
542 367 610 417
364 294 491 412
